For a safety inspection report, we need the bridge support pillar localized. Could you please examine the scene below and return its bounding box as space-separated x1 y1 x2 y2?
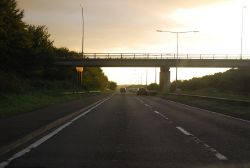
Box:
160 66 170 93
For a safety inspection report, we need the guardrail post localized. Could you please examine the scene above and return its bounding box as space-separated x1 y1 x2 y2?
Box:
94 53 96 59
200 54 202 59
161 53 162 59
134 53 135 59
187 54 188 59
108 53 110 59
121 53 123 59
213 54 215 59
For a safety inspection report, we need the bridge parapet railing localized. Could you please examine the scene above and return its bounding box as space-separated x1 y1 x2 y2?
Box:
79 53 250 60
83 53 174 59
177 54 250 60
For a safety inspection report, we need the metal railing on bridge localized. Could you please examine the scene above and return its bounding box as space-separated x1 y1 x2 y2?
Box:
80 53 250 60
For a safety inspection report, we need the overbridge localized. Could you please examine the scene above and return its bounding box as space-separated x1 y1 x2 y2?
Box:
56 53 250 92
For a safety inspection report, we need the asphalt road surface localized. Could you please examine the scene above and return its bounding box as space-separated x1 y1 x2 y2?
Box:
2 93 250 168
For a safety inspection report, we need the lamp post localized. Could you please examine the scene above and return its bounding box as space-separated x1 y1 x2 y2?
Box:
155 67 157 84
241 6 247 59
80 4 85 59
156 30 199 90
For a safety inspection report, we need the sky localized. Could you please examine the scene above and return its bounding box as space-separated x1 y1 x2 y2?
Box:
17 0 250 84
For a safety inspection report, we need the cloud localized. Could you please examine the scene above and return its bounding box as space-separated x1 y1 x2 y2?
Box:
16 0 229 52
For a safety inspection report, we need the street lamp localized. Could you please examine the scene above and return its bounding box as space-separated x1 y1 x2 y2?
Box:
80 4 85 59
157 30 199 90
241 5 247 59
155 67 157 84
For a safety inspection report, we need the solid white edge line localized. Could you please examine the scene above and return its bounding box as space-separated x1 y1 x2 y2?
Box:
0 97 111 168
176 127 193 136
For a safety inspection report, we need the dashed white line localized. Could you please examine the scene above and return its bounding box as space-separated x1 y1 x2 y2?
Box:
215 152 228 161
176 127 193 136
140 98 229 161
0 97 111 168
137 97 228 161
136 97 144 104
176 126 228 161
154 110 160 114
154 111 169 120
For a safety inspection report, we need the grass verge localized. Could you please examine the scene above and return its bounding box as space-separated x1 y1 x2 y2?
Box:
160 94 250 121
0 90 100 119
180 88 250 101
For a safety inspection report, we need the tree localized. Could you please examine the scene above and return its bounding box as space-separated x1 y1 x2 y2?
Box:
83 68 108 91
0 0 30 72
0 0 112 93
54 47 81 58
147 83 160 91
18 25 56 78
108 81 117 90
172 68 250 95
27 25 53 50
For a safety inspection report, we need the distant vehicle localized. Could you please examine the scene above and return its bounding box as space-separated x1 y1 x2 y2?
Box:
137 88 148 96
120 88 126 94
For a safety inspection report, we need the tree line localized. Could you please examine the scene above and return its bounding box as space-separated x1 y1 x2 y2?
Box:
0 0 117 93
170 68 250 95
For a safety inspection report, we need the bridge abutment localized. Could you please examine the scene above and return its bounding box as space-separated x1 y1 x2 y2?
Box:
160 66 170 93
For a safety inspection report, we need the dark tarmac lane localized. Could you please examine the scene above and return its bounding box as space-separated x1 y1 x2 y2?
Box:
3 93 250 168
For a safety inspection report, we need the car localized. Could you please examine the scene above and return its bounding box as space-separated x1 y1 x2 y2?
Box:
120 88 126 94
137 88 148 96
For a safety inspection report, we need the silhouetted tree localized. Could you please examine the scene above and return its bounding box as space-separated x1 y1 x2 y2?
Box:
108 81 117 90
147 83 160 91
83 68 108 91
0 0 113 93
172 68 250 95
0 0 30 72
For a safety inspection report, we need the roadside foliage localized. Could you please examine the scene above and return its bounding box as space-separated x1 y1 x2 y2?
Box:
0 0 109 94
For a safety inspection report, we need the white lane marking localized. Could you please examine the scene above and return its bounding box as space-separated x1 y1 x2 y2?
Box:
176 127 193 136
154 110 160 114
0 162 8 168
145 98 229 161
136 97 144 104
215 153 228 161
144 104 150 107
0 97 111 168
176 126 228 161
158 113 168 120
154 111 169 120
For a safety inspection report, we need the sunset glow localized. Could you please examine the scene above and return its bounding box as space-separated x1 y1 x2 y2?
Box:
17 0 250 84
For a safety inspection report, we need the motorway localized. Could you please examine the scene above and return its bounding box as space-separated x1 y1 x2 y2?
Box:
1 93 250 168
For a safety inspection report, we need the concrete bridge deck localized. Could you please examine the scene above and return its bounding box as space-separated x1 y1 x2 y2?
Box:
55 53 250 93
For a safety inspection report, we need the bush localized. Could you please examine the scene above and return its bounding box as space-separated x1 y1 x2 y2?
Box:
147 83 160 91
0 72 26 94
172 68 250 95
